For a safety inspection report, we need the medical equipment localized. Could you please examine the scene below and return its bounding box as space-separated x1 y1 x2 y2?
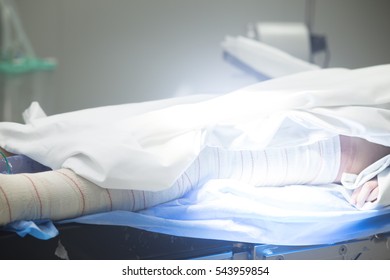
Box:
223 18 328 79
246 22 328 65
0 151 11 174
0 0 56 122
0 0 56 73
248 22 312 61
222 35 320 79
242 0 328 68
0 154 50 174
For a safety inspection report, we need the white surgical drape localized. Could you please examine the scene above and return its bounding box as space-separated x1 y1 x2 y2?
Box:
1 65 390 209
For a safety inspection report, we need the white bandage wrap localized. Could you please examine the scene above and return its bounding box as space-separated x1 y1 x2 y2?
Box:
178 135 341 188
0 136 340 225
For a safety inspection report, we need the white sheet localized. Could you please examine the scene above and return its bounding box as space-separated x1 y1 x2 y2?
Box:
62 180 390 245
1 65 390 193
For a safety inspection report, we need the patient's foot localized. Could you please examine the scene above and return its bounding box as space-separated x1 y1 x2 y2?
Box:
336 136 390 182
351 178 379 208
336 136 390 208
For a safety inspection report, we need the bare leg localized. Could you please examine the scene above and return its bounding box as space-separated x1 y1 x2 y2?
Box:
337 136 390 207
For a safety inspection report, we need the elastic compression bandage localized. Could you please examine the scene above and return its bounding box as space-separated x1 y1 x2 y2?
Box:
182 134 341 188
0 136 340 225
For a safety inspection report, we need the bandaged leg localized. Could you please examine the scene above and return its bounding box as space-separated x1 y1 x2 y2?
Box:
0 169 189 225
0 136 340 225
188 135 341 187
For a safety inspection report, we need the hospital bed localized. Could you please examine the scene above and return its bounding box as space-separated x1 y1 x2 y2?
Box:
2 38 390 260
1 156 390 260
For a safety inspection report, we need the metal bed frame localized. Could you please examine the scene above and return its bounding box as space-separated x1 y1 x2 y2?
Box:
1 223 389 260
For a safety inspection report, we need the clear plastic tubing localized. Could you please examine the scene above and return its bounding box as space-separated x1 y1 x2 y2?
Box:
0 154 51 174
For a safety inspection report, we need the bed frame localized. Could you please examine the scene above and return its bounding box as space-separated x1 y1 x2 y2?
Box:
1 224 389 260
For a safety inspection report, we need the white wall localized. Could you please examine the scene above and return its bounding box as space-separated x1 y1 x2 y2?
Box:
314 0 390 68
4 0 390 119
